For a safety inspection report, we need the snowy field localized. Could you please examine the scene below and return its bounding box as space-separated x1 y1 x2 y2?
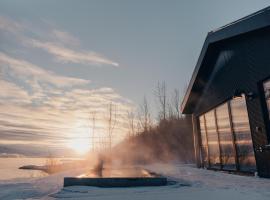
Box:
0 164 270 200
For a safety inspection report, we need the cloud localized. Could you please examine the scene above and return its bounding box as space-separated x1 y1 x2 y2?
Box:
0 80 31 104
0 15 128 154
51 29 80 46
0 85 134 150
29 39 119 67
0 52 133 151
0 52 90 88
0 15 119 67
0 15 24 33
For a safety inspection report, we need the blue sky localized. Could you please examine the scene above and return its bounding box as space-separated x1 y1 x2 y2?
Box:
0 0 269 155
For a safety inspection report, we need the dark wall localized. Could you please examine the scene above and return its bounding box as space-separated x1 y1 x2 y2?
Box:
193 27 270 177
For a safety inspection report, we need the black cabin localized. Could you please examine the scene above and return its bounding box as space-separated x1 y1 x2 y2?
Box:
181 7 270 177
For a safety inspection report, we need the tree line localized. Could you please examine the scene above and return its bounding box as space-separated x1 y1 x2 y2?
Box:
112 81 195 164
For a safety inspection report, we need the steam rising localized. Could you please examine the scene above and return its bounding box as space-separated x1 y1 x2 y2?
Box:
110 117 194 166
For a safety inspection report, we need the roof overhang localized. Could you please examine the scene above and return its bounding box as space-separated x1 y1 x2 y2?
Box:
181 6 270 114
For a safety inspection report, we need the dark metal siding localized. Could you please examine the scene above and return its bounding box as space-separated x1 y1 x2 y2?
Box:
193 28 270 177
181 7 270 114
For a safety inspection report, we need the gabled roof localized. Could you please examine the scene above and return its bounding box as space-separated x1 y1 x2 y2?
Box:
181 6 270 114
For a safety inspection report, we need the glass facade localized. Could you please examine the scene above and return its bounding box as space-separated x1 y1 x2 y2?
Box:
199 115 209 167
205 110 221 168
230 97 256 171
216 103 236 170
263 79 270 120
198 95 256 172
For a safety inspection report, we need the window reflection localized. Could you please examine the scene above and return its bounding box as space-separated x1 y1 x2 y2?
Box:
199 116 209 167
263 79 270 120
205 110 221 168
230 96 256 171
216 103 236 170
198 96 256 172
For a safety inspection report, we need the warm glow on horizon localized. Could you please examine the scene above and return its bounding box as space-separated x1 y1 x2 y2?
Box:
67 138 91 155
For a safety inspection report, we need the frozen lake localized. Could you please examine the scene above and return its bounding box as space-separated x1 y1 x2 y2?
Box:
0 158 48 181
0 157 81 181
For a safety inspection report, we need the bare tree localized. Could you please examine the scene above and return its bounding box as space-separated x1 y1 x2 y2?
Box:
154 81 167 121
127 110 135 138
168 102 174 120
107 102 117 151
139 96 151 132
90 111 96 151
172 89 181 119
136 120 142 135
46 152 59 174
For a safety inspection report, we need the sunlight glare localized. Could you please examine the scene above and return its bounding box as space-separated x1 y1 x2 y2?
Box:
68 138 91 154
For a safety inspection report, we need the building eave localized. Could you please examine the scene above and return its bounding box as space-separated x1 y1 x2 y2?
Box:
181 6 270 114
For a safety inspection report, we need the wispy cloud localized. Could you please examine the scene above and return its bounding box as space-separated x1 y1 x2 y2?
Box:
0 54 131 152
0 15 129 154
0 52 90 88
0 80 31 104
0 85 134 149
0 15 119 67
29 39 119 67
0 15 24 33
51 29 80 46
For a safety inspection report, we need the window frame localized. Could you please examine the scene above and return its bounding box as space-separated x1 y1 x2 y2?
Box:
259 77 270 143
197 95 256 172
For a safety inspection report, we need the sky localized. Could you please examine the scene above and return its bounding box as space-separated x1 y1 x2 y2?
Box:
0 0 269 156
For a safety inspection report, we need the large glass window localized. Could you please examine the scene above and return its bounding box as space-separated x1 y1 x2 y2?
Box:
230 96 256 171
199 116 209 167
216 103 236 170
263 79 270 120
198 95 256 172
205 110 221 168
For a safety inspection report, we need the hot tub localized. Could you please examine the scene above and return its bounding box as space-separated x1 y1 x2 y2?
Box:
64 167 167 187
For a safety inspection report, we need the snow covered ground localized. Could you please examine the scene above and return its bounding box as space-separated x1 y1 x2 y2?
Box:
0 168 86 200
1 164 270 200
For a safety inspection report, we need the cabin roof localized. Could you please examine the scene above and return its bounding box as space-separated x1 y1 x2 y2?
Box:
181 6 270 114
